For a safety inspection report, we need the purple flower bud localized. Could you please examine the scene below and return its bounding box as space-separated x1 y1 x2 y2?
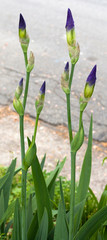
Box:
19 78 23 87
65 8 74 31
84 65 97 99
40 81 46 95
86 65 97 86
61 62 70 94
64 62 69 72
35 82 46 115
19 13 26 30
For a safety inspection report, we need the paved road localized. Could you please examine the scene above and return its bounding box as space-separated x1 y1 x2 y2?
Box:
0 0 107 141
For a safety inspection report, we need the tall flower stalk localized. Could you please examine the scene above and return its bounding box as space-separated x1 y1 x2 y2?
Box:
61 8 97 240
64 8 80 239
19 14 34 240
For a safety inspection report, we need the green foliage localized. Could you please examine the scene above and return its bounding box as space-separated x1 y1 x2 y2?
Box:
12 199 22 240
31 155 53 232
0 166 104 223
74 116 93 233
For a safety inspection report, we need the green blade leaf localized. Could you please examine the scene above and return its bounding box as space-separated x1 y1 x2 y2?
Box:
88 187 98 206
66 199 85 225
0 201 15 226
104 226 107 240
4 219 13 235
27 194 33 229
31 155 53 232
74 206 107 240
14 166 22 176
74 116 93 233
60 178 69 231
0 190 5 234
1 159 16 211
0 190 4 220
35 208 48 240
12 199 22 240
46 158 66 196
74 199 86 234
76 115 93 203
0 173 9 190
40 154 46 170
98 190 107 210
102 157 107 165
54 200 69 240
27 211 38 240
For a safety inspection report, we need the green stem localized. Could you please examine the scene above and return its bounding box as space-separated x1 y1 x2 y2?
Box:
24 52 28 68
66 64 75 144
20 115 27 240
69 64 75 89
23 72 30 110
79 111 83 129
19 50 28 240
20 116 25 164
33 114 39 143
69 151 76 240
21 169 27 240
66 94 72 143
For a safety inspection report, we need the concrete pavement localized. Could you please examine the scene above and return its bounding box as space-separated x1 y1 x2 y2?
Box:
0 0 107 141
0 105 107 197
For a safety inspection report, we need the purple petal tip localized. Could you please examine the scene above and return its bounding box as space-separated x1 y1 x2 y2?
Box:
40 81 46 95
65 8 74 31
19 13 26 30
64 62 69 72
86 65 97 86
19 78 23 87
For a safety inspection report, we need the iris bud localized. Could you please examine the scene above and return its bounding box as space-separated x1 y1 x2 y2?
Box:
35 81 46 115
65 9 80 64
15 78 23 100
19 13 30 53
61 62 70 94
26 51 35 72
65 8 75 46
80 65 97 112
19 13 26 39
84 65 97 98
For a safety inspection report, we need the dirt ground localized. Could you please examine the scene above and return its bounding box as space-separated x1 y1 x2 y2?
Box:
0 105 107 198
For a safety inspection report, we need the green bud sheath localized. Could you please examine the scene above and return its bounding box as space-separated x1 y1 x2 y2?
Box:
71 123 84 152
13 97 24 116
79 95 88 112
15 86 23 99
26 51 35 72
23 141 36 170
35 94 45 115
68 42 80 65
19 33 30 53
61 72 70 94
